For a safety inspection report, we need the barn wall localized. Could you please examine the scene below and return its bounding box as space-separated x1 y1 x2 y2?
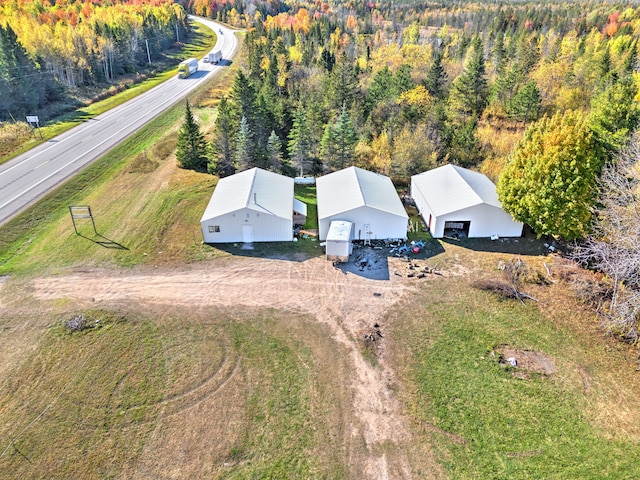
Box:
201 208 293 243
319 206 407 241
431 204 523 238
411 178 436 236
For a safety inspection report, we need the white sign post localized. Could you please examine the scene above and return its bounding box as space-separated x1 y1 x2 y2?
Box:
26 115 43 139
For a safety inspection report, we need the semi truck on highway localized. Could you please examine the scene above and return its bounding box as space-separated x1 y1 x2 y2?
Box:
178 58 198 78
205 49 223 64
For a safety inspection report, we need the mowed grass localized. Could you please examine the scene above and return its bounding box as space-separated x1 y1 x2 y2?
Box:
388 272 640 479
0 53 243 275
0 306 350 478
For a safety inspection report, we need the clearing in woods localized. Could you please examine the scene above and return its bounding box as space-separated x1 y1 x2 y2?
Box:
0 252 442 479
2 247 640 478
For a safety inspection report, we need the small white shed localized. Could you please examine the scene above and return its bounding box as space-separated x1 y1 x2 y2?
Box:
411 164 523 239
200 168 300 243
316 166 408 241
325 220 354 262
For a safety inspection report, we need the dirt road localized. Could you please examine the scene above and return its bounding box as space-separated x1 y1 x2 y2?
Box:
29 252 440 479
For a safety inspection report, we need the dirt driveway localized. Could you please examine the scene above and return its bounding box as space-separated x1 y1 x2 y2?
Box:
27 250 445 479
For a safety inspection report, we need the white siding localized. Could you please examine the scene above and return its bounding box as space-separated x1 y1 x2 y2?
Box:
317 167 408 241
319 206 407 241
411 166 523 239
201 208 292 243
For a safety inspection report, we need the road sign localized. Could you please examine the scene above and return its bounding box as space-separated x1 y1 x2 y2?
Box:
26 115 39 123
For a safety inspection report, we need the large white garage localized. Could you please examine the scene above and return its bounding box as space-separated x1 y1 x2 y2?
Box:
411 164 523 239
200 167 303 243
316 166 408 241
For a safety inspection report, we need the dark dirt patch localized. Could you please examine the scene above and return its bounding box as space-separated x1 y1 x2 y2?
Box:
493 345 556 376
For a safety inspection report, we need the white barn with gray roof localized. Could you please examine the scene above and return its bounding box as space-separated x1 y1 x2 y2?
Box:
200 168 303 243
316 166 408 241
411 164 523 239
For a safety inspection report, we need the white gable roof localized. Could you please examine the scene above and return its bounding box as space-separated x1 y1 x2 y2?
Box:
200 167 293 221
316 166 408 220
293 198 307 216
412 164 502 216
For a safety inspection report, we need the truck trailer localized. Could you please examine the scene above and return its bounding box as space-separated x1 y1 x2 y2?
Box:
178 58 198 78
205 49 223 64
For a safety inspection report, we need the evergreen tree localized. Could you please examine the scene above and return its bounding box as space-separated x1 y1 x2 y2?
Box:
319 47 335 72
288 109 314 176
445 117 482 167
491 66 523 115
0 24 50 119
319 123 337 171
497 111 605 240
424 50 447 99
332 104 358 169
508 80 542 126
176 100 208 172
448 37 489 119
491 33 507 76
234 116 254 171
366 66 395 114
210 96 235 177
266 130 284 173
324 53 359 111
321 104 357 171
393 64 414 95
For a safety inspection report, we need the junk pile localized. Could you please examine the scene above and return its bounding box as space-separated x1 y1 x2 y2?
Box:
394 259 442 279
362 322 384 354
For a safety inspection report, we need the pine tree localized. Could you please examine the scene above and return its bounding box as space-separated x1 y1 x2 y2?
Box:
324 53 359 111
508 80 542 126
288 109 313 176
393 64 414 95
448 37 488 119
332 103 358 170
234 116 254 171
210 96 235 177
176 100 208 172
424 49 447 99
589 76 640 157
266 130 284 173
319 123 337 171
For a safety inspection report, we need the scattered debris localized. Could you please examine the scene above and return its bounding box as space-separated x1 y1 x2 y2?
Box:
64 313 100 332
362 323 384 352
492 345 556 376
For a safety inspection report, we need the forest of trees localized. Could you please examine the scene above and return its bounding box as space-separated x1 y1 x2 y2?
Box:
197 0 640 341
0 0 189 120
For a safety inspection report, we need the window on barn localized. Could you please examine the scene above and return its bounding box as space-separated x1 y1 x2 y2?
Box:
208 225 220 233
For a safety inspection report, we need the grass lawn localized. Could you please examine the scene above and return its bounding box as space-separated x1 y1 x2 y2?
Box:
388 271 640 479
0 306 350 479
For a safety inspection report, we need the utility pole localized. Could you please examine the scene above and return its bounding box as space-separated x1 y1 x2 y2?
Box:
145 39 151 65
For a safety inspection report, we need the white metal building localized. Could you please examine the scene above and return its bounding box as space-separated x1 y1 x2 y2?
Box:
316 166 409 241
200 168 302 243
411 164 523 239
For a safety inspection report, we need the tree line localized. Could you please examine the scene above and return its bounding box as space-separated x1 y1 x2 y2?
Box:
186 1 638 192
0 0 189 121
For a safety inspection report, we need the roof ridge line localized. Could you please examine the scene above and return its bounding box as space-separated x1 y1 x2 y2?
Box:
245 167 258 208
353 167 366 206
452 165 483 206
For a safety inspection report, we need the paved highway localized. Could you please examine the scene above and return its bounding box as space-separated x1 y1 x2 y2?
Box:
0 16 237 226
